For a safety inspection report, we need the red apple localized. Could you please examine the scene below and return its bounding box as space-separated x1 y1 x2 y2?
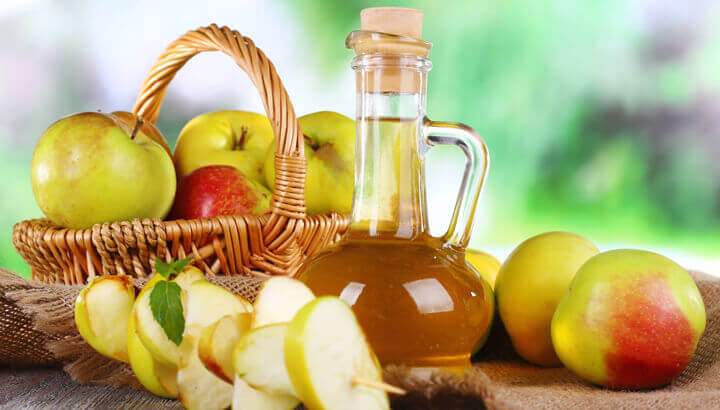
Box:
170 165 271 220
551 250 706 389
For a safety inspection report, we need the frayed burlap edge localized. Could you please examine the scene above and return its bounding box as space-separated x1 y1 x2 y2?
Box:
3 271 141 389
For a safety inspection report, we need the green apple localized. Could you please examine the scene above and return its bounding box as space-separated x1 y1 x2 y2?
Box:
495 232 599 367
31 111 176 229
198 314 252 383
251 277 315 329
264 111 355 215
133 267 206 367
285 297 389 410
233 323 297 398
232 376 299 410
552 249 706 389
74 275 135 363
173 111 274 184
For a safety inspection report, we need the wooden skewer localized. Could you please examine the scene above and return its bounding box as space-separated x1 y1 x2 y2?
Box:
352 377 406 395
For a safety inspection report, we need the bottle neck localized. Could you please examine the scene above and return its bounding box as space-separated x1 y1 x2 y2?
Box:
349 56 431 241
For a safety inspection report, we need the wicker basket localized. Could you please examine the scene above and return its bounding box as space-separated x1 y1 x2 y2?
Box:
12 24 350 285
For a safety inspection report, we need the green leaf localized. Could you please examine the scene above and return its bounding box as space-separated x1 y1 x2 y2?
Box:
155 257 194 280
149 280 185 346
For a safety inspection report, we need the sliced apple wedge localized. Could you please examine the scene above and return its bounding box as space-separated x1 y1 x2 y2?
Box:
74 275 135 363
285 297 390 410
233 323 296 397
232 376 299 410
127 304 178 398
177 328 233 410
133 267 206 367
251 277 315 328
176 282 254 409
185 281 253 329
198 314 252 383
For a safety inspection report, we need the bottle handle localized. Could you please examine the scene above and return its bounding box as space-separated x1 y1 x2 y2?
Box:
423 117 489 249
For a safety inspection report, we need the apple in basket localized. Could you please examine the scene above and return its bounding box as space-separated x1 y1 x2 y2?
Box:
170 165 271 220
264 111 356 215
31 111 176 229
173 111 274 185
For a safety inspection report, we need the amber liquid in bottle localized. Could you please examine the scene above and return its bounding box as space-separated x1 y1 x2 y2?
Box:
297 116 493 370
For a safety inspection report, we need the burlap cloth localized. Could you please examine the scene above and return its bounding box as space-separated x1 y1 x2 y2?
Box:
0 267 718 409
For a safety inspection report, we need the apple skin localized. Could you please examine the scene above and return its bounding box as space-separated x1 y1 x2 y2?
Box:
264 111 355 215
31 111 176 229
494 232 599 367
173 111 274 185
466 249 501 289
74 275 135 363
552 249 706 389
170 165 271 220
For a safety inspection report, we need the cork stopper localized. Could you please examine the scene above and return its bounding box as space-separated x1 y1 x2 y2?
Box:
360 7 423 39
347 7 432 93
346 7 432 57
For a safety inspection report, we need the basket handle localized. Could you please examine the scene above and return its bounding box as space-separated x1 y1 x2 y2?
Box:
132 24 307 220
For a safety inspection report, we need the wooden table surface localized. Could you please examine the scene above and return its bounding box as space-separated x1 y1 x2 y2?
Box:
0 367 181 409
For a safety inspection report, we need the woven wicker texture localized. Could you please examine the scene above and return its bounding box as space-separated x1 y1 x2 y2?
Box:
0 268 718 408
11 24 350 285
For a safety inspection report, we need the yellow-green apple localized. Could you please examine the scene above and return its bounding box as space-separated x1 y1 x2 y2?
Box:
466 249 501 289
173 111 274 184
264 111 355 215
170 165 270 220
74 276 135 363
127 273 178 398
285 297 389 410
552 249 706 389
494 232 599 366
31 111 176 229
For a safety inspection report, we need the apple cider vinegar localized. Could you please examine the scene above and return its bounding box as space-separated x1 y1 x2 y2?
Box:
297 8 492 371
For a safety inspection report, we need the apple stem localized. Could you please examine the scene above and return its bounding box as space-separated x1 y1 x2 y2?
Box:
234 126 248 150
303 134 320 150
131 117 144 140
352 377 406 395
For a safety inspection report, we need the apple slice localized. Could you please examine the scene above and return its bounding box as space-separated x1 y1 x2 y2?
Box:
233 323 296 397
176 282 254 409
133 267 205 367
232 376 299 410
134 267 206 367
177 328 233 410
285 297 392 410
251 277 315 328
185 281 253 329
74 275 135 363
198 314 252 383
127 305 178 398
127 274 178 398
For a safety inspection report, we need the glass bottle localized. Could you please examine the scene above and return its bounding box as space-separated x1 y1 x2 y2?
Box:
297 8 492 372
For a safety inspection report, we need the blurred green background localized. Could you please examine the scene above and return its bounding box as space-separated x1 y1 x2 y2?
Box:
1 0 718 277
